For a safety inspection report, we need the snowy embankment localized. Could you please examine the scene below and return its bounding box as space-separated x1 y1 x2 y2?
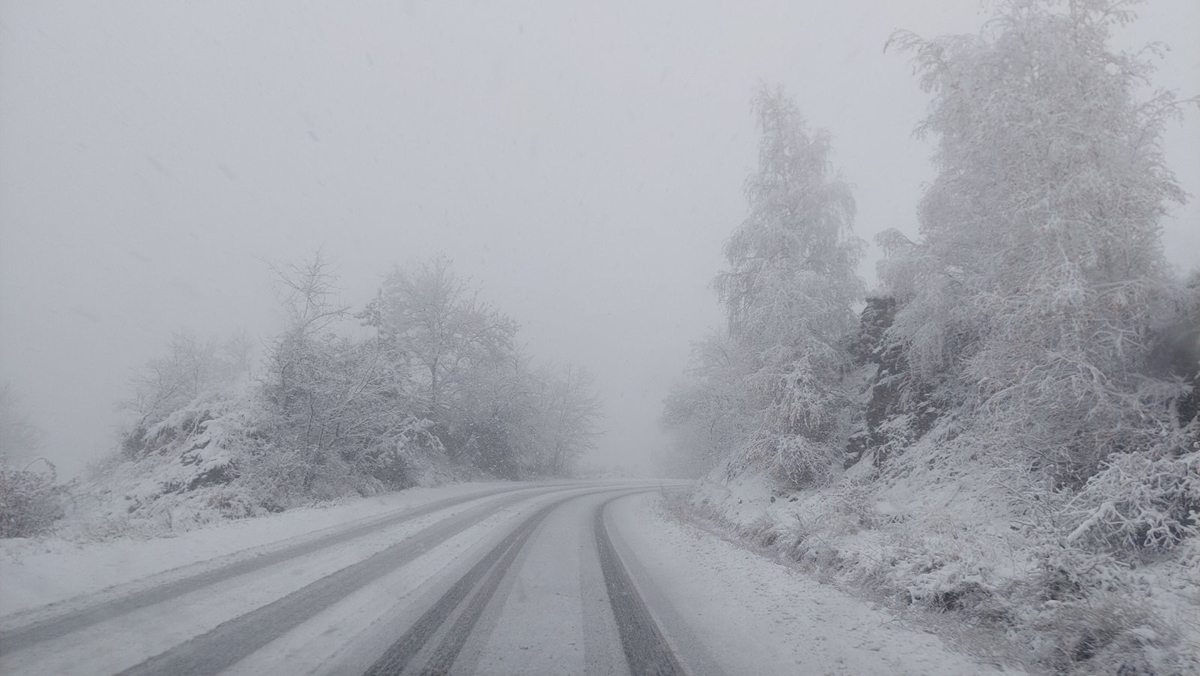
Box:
0 482 511 618
613 492 1018 676
680 456 1200 675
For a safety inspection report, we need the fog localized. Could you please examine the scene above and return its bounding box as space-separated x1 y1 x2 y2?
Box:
1 0 1196 477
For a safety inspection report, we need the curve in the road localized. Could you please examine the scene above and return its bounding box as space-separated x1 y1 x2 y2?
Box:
363 494 565 676
366 488 687 676
5 483 690 676
595 493 688 676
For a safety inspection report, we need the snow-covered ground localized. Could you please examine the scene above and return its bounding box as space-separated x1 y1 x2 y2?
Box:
0 481 516 618
0 480 1037 675
683 462 1200 675
610 492 1019 676
0 483 601 676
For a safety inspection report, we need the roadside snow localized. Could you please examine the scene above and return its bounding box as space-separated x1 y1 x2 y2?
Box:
609 492 1023 676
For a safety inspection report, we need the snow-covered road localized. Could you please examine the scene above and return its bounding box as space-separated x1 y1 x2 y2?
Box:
0 482 1010 675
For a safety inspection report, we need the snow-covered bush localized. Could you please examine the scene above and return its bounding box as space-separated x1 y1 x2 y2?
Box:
1063 448 1199 561
736 430 846 489
1030 591 1174 675
0 459 66 538
0 386 65 538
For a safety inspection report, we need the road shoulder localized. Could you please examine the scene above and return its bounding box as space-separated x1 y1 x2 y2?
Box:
608 492 1024 676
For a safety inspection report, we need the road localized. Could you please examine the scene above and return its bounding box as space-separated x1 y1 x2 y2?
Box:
0 483 686 675
0 482 1003 675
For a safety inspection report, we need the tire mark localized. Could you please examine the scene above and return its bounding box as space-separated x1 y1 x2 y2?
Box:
594 494 687 676
0 484 542 655
116 488 557 676
365 497 562 676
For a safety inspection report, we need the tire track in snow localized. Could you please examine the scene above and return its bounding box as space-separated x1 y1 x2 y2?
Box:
595 493 688 676
366 488 683 676
362 494 565 675
0 483 543 655
113 486 582 676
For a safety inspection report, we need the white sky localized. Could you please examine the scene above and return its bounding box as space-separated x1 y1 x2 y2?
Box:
1 0 1197 476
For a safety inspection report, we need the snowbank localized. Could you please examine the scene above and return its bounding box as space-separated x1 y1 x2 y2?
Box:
684 440 1200 675
614 492 1019 675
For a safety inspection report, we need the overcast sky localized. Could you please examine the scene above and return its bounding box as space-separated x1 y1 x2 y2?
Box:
1 0 1197 477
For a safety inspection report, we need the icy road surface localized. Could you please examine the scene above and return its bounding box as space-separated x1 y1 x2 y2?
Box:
0 482 1009 675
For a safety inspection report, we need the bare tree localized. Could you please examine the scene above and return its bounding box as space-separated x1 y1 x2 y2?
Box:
539 365 603 475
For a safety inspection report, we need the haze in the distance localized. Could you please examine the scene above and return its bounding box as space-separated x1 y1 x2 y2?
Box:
1 0 1196 476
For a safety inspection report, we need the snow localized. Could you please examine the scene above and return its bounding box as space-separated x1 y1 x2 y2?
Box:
694 446 1035 599
685 450 1200 673
0 481 516 619
1 484 584 676
609 491 1022 675
218 509 515 676
9 478 1188 674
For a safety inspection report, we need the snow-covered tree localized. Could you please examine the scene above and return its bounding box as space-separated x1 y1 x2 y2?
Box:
661 332 754 476
713 86 865 487
360 258 518 425
361 258 603 477
450 349 535 478
533 364 603 476
434 347 602 477
255 252 415 500
882 0 1192 482
96 252 602 522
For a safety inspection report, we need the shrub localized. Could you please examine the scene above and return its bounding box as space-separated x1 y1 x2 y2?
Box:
0 459 66 538
1063 449 1199 561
